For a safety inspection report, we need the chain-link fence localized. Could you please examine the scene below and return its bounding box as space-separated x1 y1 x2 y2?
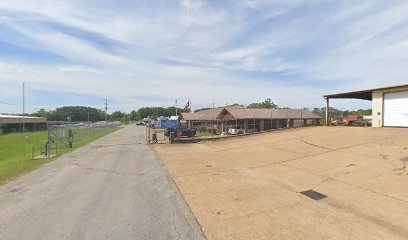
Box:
30 121 120 159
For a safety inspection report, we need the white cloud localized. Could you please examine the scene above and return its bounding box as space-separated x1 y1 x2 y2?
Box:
57 65 103 74
0 0 407 113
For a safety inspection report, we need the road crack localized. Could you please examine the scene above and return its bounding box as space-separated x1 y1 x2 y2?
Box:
68 163 145 176
394 157 408 175
301 136 331 150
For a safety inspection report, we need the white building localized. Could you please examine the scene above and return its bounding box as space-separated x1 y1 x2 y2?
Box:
324 84 408 127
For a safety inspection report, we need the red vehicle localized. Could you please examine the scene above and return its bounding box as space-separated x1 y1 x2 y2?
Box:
342 116 368 126
342 116 363 122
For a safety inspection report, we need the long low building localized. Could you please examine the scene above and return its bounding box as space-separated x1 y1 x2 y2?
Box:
0 115 47 134
180 107 321 133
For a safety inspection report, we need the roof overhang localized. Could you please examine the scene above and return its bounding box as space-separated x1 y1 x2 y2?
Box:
323 84 408 101
324 90 372 100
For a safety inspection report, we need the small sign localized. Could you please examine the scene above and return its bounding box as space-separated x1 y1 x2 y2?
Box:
160 120 178 129
59 130 65 138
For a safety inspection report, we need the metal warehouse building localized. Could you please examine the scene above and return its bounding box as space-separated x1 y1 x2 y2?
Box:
324 84 408 127
180 107 320 133
0 115 47 134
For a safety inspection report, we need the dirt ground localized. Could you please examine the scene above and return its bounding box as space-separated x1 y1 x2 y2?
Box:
154 126 408 240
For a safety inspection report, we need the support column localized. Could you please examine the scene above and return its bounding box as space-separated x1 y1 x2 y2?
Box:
325 97 330 125
244 120 248 131
260 119 265 131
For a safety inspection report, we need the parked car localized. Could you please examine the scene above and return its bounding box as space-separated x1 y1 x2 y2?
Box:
136 121 145 126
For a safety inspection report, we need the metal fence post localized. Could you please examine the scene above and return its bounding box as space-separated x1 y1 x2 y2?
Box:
253 113 255 133
212 116 214 139
148 124 151 144
287 109 289 128
47 143 51 159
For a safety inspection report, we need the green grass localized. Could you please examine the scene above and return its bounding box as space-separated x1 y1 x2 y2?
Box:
0 127 119 184
196 131 216 137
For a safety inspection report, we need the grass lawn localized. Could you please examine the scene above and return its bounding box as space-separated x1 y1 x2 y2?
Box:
0 127 119 184
196 131 217 137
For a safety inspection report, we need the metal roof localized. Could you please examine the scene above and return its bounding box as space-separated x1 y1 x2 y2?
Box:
0 115 45 119
180 108 224 121
227 108 319 119
0 115 46 124
323 84 408 100
180 108 320 121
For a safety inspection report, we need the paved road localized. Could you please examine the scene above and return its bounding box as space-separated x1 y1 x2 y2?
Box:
0 125 205 240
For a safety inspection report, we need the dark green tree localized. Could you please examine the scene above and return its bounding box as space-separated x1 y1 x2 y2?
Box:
247 98 278 109
35 106 105 122
109 111 125 121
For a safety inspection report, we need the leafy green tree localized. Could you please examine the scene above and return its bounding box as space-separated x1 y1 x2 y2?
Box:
313 107 372 118
33 106 105 122
194 108 211 113
109 111 125 121
131 107 183 120
31 108 50 119
247 98 278 109
129 110 138 121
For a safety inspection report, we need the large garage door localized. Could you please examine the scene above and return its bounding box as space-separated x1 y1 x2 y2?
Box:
384 91 408 127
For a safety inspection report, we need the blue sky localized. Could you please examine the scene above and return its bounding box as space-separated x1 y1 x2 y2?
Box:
1 0 408 114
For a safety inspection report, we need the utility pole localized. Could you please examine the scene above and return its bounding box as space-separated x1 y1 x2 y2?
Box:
104 99 108 122
175 99 178 116
22 82 25 133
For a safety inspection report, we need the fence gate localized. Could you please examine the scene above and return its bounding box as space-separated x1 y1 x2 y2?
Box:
48 126 73 150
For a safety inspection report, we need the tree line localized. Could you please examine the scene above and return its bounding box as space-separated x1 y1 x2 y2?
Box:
25 99 372 123
312 107 372 118
29 106 183 122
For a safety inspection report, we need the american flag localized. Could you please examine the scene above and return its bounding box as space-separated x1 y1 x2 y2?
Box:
183 99 191 113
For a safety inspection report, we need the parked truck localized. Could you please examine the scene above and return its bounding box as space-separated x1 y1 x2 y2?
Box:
164 128 196 137
227 125 256 135
228 125 246 135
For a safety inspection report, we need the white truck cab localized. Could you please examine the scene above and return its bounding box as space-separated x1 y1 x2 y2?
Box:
228 125 245 135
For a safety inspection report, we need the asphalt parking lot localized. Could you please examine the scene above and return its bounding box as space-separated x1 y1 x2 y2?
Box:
0 126 205 240
155 126 408 240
